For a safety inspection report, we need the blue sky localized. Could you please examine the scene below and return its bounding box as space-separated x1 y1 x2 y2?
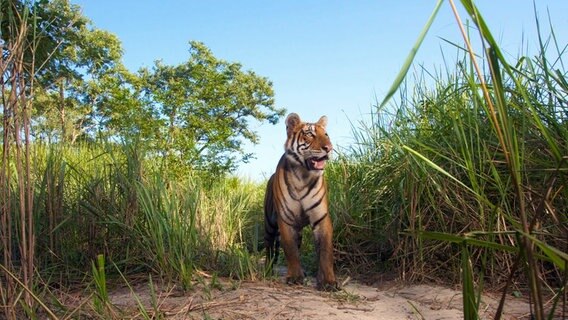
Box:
72 1 568 181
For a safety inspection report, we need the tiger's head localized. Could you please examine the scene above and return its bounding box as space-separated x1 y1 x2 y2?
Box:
284 113 333 171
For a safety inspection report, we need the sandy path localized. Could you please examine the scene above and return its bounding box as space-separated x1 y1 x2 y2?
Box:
109 277 534 319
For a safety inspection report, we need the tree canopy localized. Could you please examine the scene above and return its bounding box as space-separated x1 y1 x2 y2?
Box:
140 41 282 172
2 0 285 173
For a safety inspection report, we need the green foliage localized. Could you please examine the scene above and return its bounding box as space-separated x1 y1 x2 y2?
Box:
340 2 568 318
2 141 267 316
326 156 399 273
27 0 129 143
1 0 90 82
0 263 58 319
139 41 285 172
91 254 109 315
325 108 407 273
2 2 281 316
135 175 200 290
4 1 284 174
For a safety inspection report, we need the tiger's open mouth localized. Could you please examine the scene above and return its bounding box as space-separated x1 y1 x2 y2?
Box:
308 155 329 170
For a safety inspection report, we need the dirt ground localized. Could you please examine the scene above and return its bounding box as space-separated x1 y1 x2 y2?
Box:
107 275 538 320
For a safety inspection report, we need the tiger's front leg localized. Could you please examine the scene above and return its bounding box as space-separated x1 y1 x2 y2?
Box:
277 221 304 284
312 214 338 291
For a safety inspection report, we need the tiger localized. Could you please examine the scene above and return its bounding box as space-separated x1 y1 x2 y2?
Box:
264 112 338 292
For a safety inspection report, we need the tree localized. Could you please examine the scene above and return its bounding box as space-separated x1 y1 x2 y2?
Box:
141 41 285 172
22 0 127 143
4 1 285 173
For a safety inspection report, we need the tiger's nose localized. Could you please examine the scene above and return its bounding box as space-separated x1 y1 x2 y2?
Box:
322 144 333 153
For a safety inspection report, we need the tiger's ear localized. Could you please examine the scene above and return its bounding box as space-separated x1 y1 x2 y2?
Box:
286 113 302 137
316 116 328 128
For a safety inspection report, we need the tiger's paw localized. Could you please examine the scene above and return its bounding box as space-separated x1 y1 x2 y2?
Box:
317 281 340 292
285 275 305 285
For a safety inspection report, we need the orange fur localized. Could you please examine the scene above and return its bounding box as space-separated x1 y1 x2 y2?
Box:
264 113 338 291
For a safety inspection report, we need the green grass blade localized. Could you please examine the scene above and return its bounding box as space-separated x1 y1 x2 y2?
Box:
112 262 152 320
379 0 444 109
405 231 518 253
402 145 476 196
461 244 478 320
522 232 568 271
0 263 59 320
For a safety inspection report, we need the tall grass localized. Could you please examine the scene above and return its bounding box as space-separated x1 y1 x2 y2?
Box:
0 3 264 314
331 1 567 318
1 1 37 316
1 141 265 317
135 172 262 289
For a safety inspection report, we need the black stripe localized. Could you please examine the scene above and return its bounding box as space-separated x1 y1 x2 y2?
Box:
283 170 299 201
304 195 323 213
294 134 307 155
282 158 292 173
294 132 302 146
312 179 327 199
279 188 299 225
301 177 320 200
280 216 297 228
286 149 302 165
281 207 297 226
311 213 328 228
277 186 298 224
288 159 302 181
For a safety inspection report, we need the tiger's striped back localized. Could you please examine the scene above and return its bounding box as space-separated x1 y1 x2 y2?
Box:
264 113 338 291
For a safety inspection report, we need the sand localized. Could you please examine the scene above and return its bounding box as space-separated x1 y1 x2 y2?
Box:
107 276 536 319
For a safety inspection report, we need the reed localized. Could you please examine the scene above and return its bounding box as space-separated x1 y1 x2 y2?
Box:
1 1 37 316
1 140 265 317
333 1 567 318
